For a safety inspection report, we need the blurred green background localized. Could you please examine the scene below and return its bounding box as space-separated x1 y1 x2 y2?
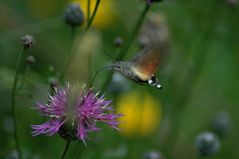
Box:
0 0 239 159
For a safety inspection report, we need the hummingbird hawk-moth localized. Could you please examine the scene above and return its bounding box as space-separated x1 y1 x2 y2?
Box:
111 15 169 89
111 46 162 89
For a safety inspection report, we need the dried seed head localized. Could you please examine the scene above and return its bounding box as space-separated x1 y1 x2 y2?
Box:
64 3 84 28
195 131 220 156
21 34 34 49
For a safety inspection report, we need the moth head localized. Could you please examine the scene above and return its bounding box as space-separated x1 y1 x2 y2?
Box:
112 62 124 71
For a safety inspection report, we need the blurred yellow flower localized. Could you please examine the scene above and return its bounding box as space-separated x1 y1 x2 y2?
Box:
117 91 161 137
74 0 116 28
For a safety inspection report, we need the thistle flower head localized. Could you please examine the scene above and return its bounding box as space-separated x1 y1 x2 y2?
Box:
32 84 122 143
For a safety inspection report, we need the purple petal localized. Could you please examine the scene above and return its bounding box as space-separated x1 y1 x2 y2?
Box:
77 121 87 144
76 89 123 138
49 88 68 116
34 87 68 117
31 119 64 136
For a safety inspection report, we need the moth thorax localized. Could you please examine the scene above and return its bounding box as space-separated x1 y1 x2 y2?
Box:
131 66 151 81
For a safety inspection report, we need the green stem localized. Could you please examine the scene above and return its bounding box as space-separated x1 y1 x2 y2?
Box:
117 3 150 60
101 3 151 91
87 0 91 24
16 65 30 93
86 0 101 30
11 47 26 159
59 0 101 83
61 141 71 159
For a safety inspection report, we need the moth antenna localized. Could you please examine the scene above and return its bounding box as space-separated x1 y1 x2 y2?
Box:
90 65 113 87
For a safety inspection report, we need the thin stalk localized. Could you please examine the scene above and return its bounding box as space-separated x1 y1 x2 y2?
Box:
59 0 101 83
101 3 151 91
16 65 30 93
87 0 91 24
11 47 26 159
86 0 101 30
117 3 150 60
61 141 71 159
85 0 95 87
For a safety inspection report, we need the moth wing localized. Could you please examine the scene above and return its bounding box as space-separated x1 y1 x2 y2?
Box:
131 47 160 77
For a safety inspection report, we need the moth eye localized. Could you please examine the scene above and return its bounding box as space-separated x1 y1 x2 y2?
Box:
114 64 122 70
116 65 121 69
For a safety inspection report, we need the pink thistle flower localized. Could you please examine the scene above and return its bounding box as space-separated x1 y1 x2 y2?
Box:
32 84 122 143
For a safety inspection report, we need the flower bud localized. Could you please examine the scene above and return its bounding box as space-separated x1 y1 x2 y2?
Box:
58 122 78 141
64 3 84 28
114 37 124 47
195 131 220 156
143 150 164 159
212 111 231 137
26 55 36 65
48 77 59 89
21 34 34 49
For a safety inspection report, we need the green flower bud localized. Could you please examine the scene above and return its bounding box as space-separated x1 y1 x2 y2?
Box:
195 131 220 156
64 3 84 28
